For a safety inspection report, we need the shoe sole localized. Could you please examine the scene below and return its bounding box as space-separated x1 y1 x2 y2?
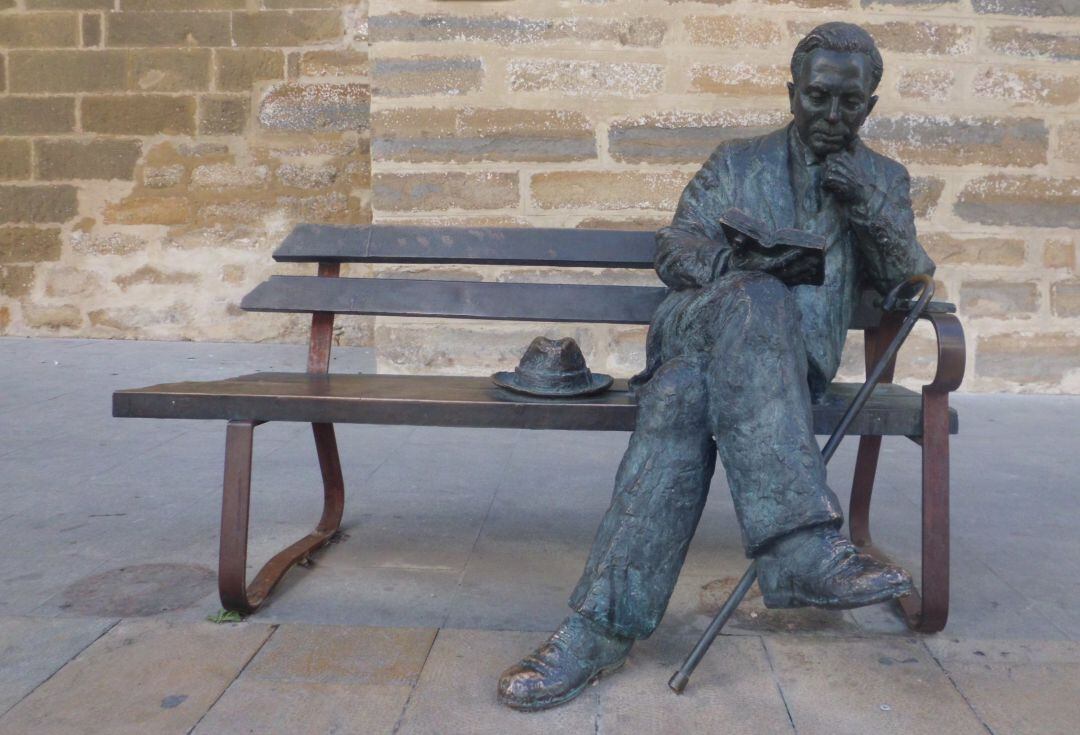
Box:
763 581 914 610
498 658 627 713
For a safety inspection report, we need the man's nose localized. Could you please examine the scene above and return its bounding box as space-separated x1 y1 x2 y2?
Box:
827 97 840 123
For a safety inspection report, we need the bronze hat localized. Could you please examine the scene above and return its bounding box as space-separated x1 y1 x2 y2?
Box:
492 337 613 398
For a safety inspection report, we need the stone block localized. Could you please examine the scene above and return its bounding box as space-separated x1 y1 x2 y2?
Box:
299 49 368 77
199 95 250 135
0 228 62 263
232 10 343 47
373 108 596 163
862 21 974 55
191 163 270 190
43 263 101 297
215 49 286 92
114 265 199 289
104 195 192 225
1051 279 1080 316
82 95 196 135
0 97 76 135
70 230 148 255
977 332 1080 382
530 170 688 211
0 140 32 180
106 11 232 47
275 163 337 189
0 186 78 224
973 0 1079 16
987 26 1079 60
689 63 788 95
956 175 1080 228
910 176 944 219
142 164 185 189
0 14 79 47
368 12 666 47
863 114 1046 167
35 139 142 181
127 49 212 92
258 82 369 132
896 67 953 100
123 0 244 8
373 172 519 211
1044 239 1075 270
8 50 126 93
21 303 82 330
373 56 482 97
921 233 1026 267
1059 120 1080 163
609 110 788 164
0 265 35 297
508 59 663 97
82 13 101 46
26 0 111 7
960 279 1040 317
973 66 1080 106
684 16 783 47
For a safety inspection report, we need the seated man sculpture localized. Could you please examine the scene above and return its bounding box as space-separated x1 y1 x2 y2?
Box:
498 22 935 711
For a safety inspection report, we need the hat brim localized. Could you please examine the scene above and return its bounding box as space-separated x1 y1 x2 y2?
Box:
491 371 614 398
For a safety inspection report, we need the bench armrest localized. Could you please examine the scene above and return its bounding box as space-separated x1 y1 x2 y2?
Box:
918 310 965 394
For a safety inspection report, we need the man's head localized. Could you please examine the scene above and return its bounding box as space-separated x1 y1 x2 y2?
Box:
788 22 882 159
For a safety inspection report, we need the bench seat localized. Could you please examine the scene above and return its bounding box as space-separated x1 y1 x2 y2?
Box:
114 373 957 437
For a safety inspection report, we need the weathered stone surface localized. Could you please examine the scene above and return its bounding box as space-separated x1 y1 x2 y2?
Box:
0 621 273 734
43 264 102 298
960 279 1040 317
199 95 250 135
88 302 194 331
508 59 664 97
0 186 78 224
82 13 102 46
0 14 78 47
26 0 113 8
142 164 185 189
689 63 787 95
215 49 285 92
232 10 343 47
21 303 82 330
1044 239 1076 270
374 172 518 211
122 0 244 8
685 16 783 46
373 56 483 97
104 195 192 225
191 163 270 190
1059 120 1080 163
114 265 200 289
609 110 788 163
82 95 196 135
276 163 338 189
973 66 1080 106
369 12 667 47
70 230 148 256
35 139 142 181
531 170 688 211
1051 279 1080 316
259 83 370 132
977 332 1080 383
106 11 232 47
987 26 1079 60
896 67 953 100
374 108 596 163
8 50 126 93
0 228 62 263
0 140 32 180
956 175 1080 228
910 176 944 219
298 49 368 77
0 265 35 297
863 114 1047 167
128 49 212 92
862 21 974 55
973 0 1079 16
0 97 75 135
922 233 1026 266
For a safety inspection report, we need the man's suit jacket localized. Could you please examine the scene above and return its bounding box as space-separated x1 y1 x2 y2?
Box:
635 124 935 394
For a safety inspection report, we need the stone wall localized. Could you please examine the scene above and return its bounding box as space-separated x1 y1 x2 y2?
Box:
1 0 1078 392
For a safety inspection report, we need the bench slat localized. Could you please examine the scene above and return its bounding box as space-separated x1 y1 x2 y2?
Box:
114 373 959 436
242 275 668 324
274 225 657 268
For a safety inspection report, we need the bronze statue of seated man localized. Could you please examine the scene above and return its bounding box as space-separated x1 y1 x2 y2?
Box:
498 22 935 712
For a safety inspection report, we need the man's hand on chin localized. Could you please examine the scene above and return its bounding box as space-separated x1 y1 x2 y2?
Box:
822 149 868 206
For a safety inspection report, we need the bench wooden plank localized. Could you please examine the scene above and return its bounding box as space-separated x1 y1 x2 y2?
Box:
114 373 959 436
241 275 669 324
274 225 657 268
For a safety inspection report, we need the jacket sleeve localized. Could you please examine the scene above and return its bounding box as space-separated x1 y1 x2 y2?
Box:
846 158 935 294
654 148 735 291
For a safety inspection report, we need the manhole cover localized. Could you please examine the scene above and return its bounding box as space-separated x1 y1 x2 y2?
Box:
59 564 215 617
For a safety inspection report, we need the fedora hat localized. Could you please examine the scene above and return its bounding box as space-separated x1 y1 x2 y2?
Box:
492 337 613 398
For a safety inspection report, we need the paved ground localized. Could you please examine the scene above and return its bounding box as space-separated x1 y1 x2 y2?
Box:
1 336 1078 734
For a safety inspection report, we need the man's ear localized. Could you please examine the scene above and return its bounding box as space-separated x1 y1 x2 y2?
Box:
787 82 796 114
866 94 879 117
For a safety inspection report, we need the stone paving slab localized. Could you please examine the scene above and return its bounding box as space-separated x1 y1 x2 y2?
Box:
0 620 272 735
764 636 988 735
0 617 116 716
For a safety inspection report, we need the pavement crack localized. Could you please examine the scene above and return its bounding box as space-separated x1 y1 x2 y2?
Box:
759 636 798 733
919 639 995 735
391 627 440 734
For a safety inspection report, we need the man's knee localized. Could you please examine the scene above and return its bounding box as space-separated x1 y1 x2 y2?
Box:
706 270 793 312
635 357 709 433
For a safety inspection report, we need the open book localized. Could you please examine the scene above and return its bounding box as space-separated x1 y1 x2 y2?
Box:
719 208 829 287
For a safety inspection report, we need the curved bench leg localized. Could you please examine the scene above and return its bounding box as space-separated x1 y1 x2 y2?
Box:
219 420 345 614
849 435 882 548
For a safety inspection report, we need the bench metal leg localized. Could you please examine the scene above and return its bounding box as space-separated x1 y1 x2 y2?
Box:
849 435 882 548
219 420 345 614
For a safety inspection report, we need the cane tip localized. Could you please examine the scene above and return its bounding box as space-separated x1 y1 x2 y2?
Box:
668 671 689 694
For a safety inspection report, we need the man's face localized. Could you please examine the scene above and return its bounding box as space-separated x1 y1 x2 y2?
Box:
788 48 878 159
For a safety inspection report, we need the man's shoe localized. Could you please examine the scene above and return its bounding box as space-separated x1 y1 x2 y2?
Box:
756 526 912 609
497 613 632 712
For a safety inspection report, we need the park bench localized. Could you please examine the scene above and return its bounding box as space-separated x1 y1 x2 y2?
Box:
113 224 965 632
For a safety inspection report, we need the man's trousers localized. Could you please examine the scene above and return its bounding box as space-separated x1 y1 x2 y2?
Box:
568 270 844 639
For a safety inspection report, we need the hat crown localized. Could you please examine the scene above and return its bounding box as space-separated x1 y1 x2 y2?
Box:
514 337 592 391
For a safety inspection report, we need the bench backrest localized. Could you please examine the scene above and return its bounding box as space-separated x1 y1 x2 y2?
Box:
243 224 889 372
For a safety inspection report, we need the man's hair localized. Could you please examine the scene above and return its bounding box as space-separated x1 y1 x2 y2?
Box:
791 22 883 93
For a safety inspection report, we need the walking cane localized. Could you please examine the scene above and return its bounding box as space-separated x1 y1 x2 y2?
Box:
669 273 936 694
